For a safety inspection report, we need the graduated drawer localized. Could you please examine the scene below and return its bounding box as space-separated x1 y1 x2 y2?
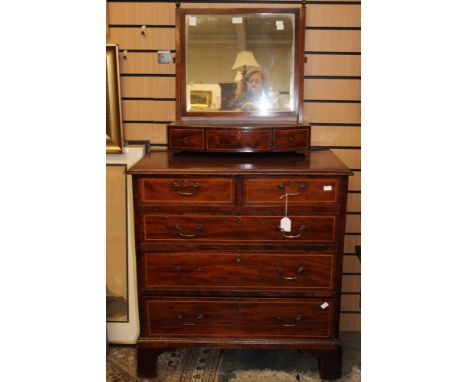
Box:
145 297 334 338
206 129 271 151
141 214 337 244
143 252 335 291
137 177 235 205
243 177 340 206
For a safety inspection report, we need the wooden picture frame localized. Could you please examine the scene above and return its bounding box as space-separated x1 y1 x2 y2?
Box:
106 44 124 153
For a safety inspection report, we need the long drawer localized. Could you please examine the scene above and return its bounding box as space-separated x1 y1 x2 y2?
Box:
143 251 335 291
141 214 337 244
145 297 334 338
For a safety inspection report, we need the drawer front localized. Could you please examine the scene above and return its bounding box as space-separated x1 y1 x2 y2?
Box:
169 128 204 150
141 214 337 244
143 252 335 291
145 298 334 338
138 177 234 205
206 129 271 151
273 129 309 150
244 177 339 205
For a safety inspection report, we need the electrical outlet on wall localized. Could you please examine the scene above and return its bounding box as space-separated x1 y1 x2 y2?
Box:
157 51 171 64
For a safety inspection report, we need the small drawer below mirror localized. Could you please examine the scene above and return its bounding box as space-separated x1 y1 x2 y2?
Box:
273 129 309 150
169 128 204 150
206 129 271 152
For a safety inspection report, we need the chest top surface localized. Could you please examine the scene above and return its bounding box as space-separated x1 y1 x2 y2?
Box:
128 149 352 175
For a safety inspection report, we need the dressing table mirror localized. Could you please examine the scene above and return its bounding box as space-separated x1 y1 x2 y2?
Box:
168 8 309 152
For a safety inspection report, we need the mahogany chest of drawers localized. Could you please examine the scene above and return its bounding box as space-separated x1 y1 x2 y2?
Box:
129 149 351 380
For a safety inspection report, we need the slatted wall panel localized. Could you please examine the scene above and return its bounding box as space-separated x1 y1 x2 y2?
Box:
107 0 361 331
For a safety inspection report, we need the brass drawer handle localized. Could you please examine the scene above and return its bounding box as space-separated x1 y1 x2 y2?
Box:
278 224 306 239
172 180 201 196
175 224 203 238
182 136 191 145
288 136 294 143
277 181 307 196
176 313 203 326
276 266 305 280
276 315 303 327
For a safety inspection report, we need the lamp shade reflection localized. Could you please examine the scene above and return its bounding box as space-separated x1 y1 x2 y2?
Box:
231 50 260 72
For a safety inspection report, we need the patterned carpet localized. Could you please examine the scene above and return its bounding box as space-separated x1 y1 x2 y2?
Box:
107 347 222 382
107 332 360 382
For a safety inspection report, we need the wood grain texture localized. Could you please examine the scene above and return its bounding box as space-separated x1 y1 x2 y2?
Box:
304 103 361 124
107 28 175 50
341 274 360 293
139 177 234 205
113 0 361 335
273 129 309 151
128 150 352 175
167 125 310 153
304 79 360 101
345 214 360 233
121 77 176 99
306 4 361 27
343 255 361 274
305 55 361 76
206 129 272 152
143 252 336 291
169 128 205 150
108 3 175 25
180 3 301 10
346 193 361 212
348 172 360 191
311 125 361 147
145 298 335 338
331 149 361 169
344 235 360 254
141 214 337 244
124 123 167 144
123 100 176 121
244 177 340 206
340 295 360 311
119 52 175 75
131 149 351 379
305 30 360 52
340 313 360 331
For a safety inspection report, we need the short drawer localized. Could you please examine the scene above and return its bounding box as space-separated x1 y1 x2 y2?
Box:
273 129 309 150
143 252 335 291
138 177 235 205
141 214 337 244
169 128 204 150
244 177 340 206
206 129 271 151
145 297 334 338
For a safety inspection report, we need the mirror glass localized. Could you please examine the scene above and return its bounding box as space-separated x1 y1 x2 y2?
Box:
185 13 296 114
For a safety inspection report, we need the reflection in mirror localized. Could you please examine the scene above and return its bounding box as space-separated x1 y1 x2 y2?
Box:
185 13 295 114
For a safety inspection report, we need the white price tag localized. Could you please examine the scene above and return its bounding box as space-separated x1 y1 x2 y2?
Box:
320 302 329 310
188 16 197 26
280 217 291 232
323 185 333 191
232 17 243 24
276 20 284 30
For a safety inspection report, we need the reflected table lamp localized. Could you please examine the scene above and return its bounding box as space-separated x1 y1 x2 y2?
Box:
231 50 260 80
